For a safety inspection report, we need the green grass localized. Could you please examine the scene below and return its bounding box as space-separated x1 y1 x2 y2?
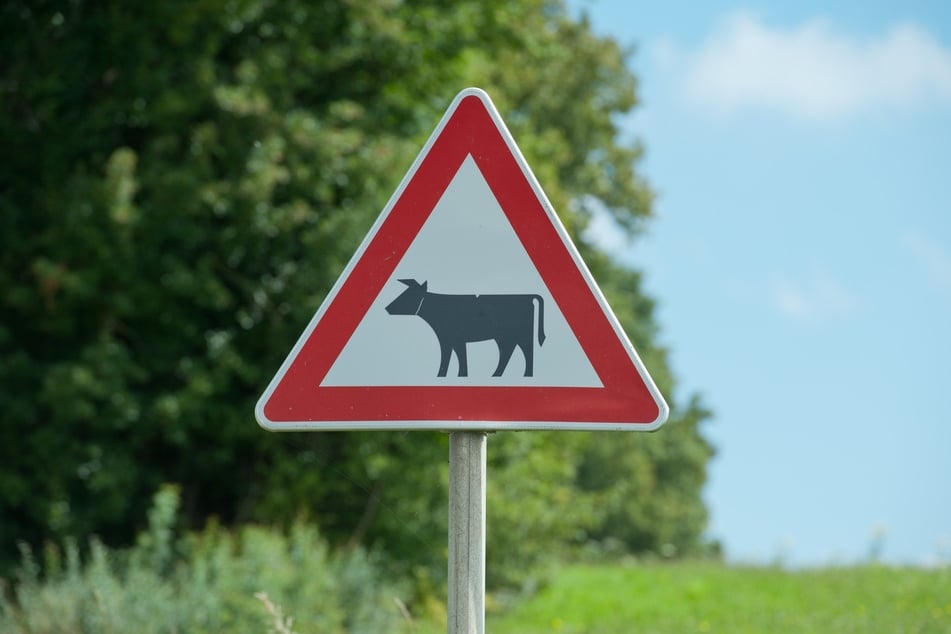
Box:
462 561 951 634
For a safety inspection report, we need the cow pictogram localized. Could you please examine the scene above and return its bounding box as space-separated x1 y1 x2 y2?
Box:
385 279 546 378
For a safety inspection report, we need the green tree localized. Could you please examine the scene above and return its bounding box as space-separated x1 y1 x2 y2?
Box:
0 0 712 582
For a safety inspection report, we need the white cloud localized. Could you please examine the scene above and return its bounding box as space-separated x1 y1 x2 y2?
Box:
582 199 627 253
680 12 951 119
580 197 636 263
902 229 951 291
773 282 814 321
772 269 860 322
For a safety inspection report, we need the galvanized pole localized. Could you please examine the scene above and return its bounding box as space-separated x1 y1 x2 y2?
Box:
448 431 487 634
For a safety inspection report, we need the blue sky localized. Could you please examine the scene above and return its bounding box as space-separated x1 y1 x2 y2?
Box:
570 0 951 566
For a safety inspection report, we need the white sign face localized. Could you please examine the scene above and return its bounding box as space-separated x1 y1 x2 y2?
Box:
322 155 601 388
255 88 668 431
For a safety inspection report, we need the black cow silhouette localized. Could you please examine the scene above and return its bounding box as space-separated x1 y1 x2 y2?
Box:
385 279 546 377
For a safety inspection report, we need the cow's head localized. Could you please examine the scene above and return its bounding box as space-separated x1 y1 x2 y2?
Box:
385 279 428 315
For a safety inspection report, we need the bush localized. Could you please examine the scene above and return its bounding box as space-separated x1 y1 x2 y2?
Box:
0 486 414 633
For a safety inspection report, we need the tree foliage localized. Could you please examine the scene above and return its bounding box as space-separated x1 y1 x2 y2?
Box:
0 0 713 583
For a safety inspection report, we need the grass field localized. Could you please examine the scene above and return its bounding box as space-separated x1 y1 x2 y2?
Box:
417 561 951 633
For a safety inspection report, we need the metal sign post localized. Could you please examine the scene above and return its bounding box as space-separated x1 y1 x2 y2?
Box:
448 431 487 634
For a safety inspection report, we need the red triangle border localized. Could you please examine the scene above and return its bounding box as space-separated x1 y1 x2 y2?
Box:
256 89 668 431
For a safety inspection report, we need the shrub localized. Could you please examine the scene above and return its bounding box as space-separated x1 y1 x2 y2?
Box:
0 486 413 633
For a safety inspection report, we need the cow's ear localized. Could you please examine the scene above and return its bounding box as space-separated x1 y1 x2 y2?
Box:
421 281 428 291
397 278 416 287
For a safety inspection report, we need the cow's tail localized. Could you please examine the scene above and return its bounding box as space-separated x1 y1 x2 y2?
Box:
532 295 546 346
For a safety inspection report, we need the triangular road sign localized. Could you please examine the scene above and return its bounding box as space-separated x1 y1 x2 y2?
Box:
255 88 668 431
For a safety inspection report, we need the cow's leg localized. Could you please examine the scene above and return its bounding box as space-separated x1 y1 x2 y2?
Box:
455 343 468 377
437 340 452 377
493 340 516 377
520 341 534 377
